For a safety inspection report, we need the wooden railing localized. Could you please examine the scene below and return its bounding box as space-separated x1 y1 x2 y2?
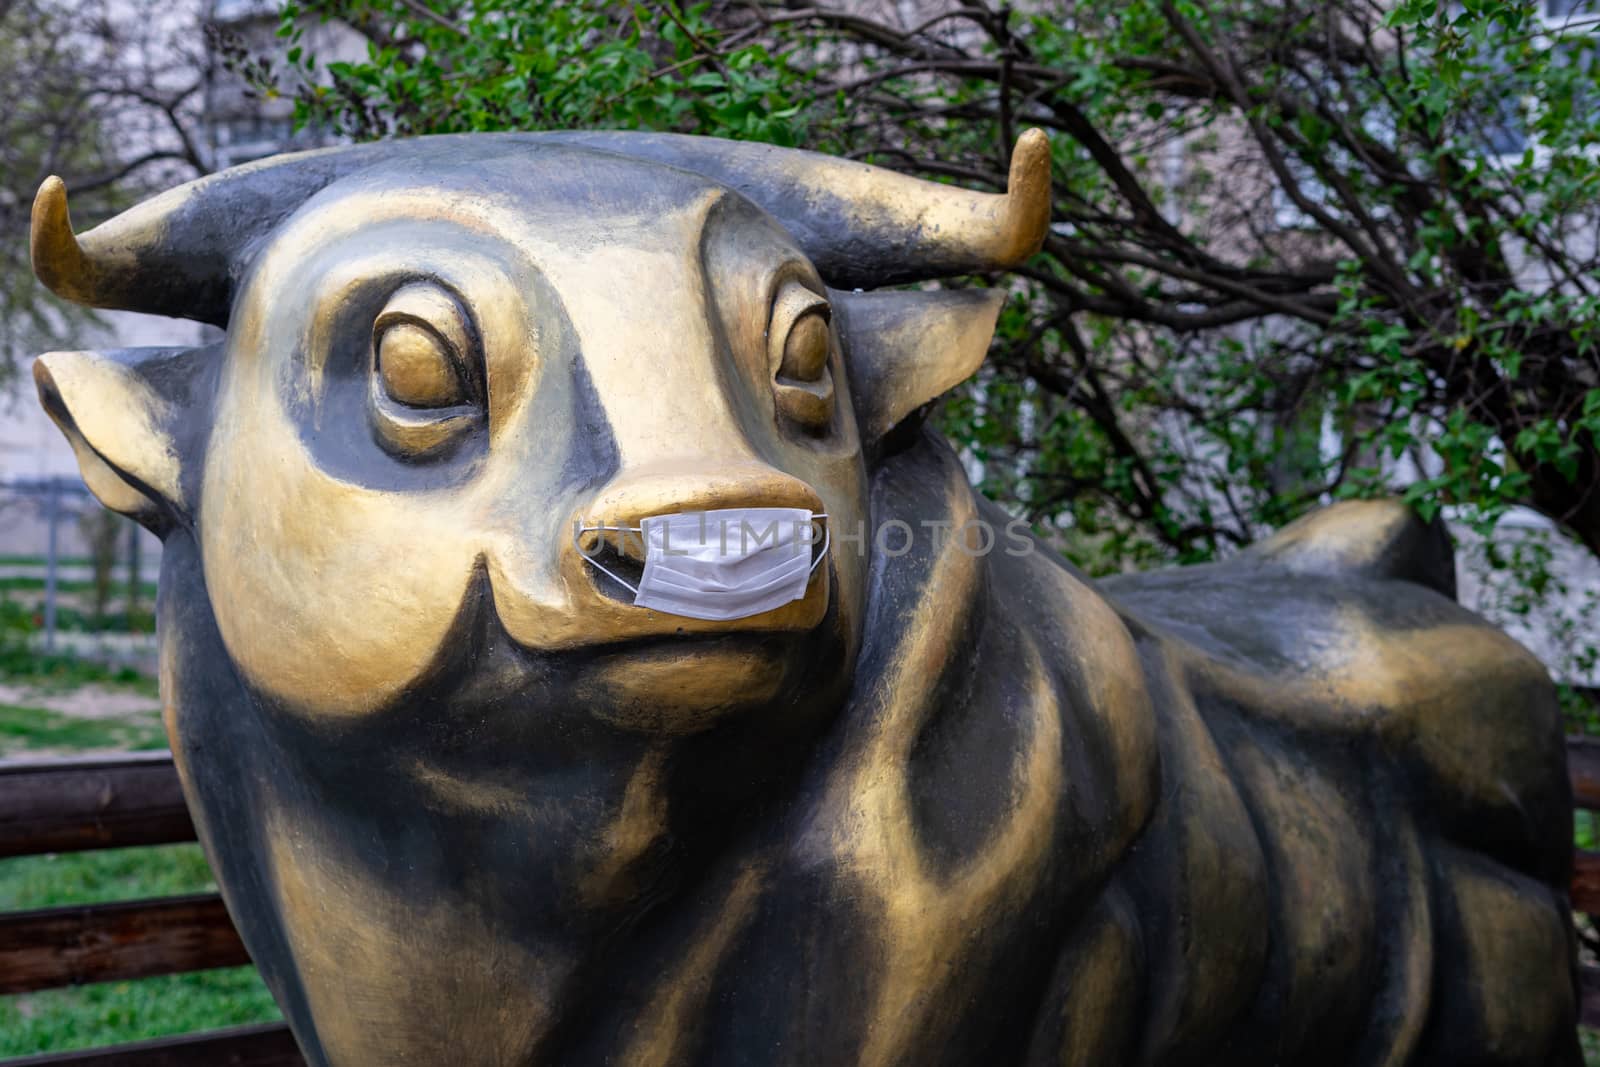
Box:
5 742 1600 1063
0 753 300 1066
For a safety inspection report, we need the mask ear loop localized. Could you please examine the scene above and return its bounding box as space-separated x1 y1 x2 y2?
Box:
808 514 830 575
578 523 643 596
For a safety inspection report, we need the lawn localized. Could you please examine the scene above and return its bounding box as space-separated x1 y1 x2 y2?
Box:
0 967 282 1056
0 576 159 599
0 703 165 755
0 666 282 1056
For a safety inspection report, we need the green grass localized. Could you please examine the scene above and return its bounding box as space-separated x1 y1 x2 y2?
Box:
0 845 215 912
0 650 283 1056
0 969 282 1056
0 555 90 567
14 602 157 635
0 575 157 595
0 836 284 1056
0 704 165 756
0 656 162 757
0 652 156 695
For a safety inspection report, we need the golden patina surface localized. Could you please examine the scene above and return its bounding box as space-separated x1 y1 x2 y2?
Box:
29 131 1579 1066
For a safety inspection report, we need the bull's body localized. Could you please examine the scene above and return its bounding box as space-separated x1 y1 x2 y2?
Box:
158 433 1576 1067
28 132 1577 1065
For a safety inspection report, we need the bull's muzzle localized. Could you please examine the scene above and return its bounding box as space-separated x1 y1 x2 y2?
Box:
568 462 831 630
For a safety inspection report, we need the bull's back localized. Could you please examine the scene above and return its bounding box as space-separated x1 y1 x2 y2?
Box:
1096 501 1579 1066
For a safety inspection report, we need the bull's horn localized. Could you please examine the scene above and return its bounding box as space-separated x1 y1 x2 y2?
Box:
994 128 1053 264
31 177 99 306
26 148 367 327
30 170 239 326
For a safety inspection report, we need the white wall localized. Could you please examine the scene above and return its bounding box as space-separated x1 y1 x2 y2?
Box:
0 310 202 558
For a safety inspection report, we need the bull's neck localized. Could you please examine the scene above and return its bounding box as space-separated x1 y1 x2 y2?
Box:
851 432 995 737
547 435 1065 1064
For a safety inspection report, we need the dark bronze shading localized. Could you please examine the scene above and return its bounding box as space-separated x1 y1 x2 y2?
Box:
30 130 1579 1066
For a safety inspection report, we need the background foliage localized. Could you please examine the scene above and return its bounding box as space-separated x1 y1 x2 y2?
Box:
2 0 218 369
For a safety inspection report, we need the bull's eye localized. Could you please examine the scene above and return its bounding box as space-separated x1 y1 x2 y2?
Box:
369 283 483 457
780 312 830 382
377 323 463 408
769 281 835 432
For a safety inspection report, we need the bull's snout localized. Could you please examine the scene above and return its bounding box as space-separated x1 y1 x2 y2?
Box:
569 460 828 611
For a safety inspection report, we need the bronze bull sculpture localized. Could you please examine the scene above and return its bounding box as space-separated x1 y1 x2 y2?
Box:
29 130 1579 1065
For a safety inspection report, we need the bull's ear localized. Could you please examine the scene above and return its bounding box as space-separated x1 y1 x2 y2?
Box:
32 346 209 535
833 287 1004 446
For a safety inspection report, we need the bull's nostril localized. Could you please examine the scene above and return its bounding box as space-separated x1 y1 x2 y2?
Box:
583 537 645 603
579 524 646 604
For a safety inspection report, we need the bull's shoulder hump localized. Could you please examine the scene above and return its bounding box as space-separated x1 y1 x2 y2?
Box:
1247 499 1456 599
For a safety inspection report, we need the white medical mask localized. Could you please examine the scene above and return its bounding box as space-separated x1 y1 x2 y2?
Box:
579 507 828 621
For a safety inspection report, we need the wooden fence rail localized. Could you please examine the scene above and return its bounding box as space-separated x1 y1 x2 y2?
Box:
0 894 248 996
0 753 194 859
0 1024 303 1067
0 754 292 1065
7 742 1600 1064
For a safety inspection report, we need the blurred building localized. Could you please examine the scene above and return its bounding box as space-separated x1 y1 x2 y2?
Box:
0 0 357 556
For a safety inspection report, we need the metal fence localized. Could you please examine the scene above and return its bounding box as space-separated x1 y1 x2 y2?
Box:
0 477 158 673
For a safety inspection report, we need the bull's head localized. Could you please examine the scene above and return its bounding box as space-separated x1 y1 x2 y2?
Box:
32 131 1048 723
28 131 1051 1063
